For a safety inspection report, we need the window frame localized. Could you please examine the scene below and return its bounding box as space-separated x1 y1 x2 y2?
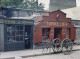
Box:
6 24 24 42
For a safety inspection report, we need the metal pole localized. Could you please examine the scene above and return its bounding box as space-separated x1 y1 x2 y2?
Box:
36 0 38 13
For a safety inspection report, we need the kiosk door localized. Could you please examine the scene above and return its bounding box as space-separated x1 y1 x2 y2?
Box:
54 28 61 39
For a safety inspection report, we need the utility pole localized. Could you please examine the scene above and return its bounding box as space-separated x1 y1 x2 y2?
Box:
35 0 38 13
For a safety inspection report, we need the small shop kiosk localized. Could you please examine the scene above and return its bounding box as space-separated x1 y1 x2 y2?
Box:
0 17 34 51
34 10 76 43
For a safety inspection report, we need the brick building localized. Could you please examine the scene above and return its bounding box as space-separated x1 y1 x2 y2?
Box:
62 6 80 43
34 10 76 43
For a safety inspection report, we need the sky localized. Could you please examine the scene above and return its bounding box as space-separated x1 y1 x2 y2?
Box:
76 0 80 6
38 0 80 10
38 0 50 10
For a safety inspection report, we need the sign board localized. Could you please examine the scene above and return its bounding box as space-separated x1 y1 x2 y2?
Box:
47 22 68 26
4 19 34 24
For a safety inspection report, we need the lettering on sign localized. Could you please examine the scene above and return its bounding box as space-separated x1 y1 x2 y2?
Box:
5 20 15 23
47 22 68 26
5 20 33 24
16 20 21 24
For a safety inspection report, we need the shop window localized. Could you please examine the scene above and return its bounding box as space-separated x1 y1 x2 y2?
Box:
72 21 80 26
7 25 24 42
19 11 30 17
42 28 50 41
12 11 18 17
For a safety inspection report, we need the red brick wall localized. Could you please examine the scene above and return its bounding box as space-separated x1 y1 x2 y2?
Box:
34 10 76 43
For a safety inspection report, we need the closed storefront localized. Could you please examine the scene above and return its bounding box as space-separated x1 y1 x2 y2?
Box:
0 17 34 51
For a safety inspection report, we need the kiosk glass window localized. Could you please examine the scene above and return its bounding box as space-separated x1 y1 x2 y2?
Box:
42 28 50 41
7 25 24 42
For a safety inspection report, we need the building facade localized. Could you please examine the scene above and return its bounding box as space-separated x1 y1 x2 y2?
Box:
0 7 44 18
61 6 80 43
72 20 80 43
49 0 76 11
0 17 34 52
34 10 76 43
0 7 34 52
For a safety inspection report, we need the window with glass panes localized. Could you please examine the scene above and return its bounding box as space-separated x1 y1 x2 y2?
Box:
42 28 50 41
7 25 24 42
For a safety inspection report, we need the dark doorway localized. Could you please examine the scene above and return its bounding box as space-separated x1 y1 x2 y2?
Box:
25 25 31 49
54 28 61 39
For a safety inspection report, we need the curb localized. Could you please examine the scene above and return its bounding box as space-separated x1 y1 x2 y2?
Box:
21 49 80 58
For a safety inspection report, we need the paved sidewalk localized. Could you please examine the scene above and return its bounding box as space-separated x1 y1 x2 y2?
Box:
0 45 80 59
